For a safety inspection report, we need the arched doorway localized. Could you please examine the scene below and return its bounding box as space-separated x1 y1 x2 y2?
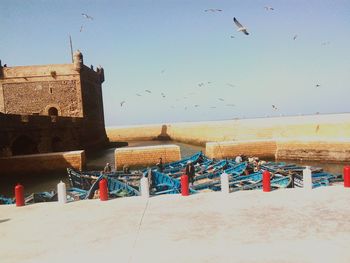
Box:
11 135 38 155
51 136 63 152
48 107 58 116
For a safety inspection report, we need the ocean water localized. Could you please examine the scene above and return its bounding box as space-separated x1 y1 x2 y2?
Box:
0 140 346 197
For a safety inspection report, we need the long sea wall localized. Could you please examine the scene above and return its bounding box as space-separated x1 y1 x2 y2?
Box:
106 113 350 162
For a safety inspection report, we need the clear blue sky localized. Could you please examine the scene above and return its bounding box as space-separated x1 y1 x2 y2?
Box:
1 0 350 126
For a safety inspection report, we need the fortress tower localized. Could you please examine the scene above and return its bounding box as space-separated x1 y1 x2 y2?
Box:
0 52 109 156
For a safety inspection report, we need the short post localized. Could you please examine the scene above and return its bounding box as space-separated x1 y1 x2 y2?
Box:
57 181 67 204
263 170 271 192
181 174 189 196
344 166 350 188
15 184 25 207
303 166 313 190
99 178 108 201
220 172 229 194
140 176 150 198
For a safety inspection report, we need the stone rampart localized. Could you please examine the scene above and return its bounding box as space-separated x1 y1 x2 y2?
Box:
276 139 350 162
115 145 180 170
107 113 350 162
206 140 277 159
0 150 85 175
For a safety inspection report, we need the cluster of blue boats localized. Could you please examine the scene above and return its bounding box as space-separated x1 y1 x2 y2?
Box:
0 152 343 205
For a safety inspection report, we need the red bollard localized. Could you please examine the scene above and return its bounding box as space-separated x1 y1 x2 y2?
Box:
181 174 189 196
99 178 108 201
263 170 271 192
15 184 25 207
344 166 350 188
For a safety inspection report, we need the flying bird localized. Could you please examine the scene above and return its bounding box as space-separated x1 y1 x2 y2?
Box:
136 93 142 96
198 83 204 87
264 6 274 11
218 98 225 101
210 106 216 109
205 9 222 12
161 92 166 98
145 90 152 93
161 69 165 74
233 17 249 35
194 105 199 107
226 83 235 88
315 84 321 88
293 34 298 40
321 41 330 46
120 101 125 107
272 105 277 110
230 35 235 38
82 13 93 20
79 25 84 32
315 125 320 133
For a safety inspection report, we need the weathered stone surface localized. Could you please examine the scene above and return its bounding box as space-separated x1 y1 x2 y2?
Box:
0 55 108 157
0 150 85 175
115 145 181 170
206 140 277 159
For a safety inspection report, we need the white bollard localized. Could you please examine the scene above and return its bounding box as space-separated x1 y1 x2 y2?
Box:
221 172 229 194
140 176 150 198
57 181 67 204
303 166 313 190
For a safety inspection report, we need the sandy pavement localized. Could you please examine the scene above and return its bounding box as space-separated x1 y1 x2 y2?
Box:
1 186 350 263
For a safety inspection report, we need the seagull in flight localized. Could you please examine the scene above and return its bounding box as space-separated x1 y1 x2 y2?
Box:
145 90 152 93
272 105 277 110
227 83 235 88
315 84 321 88
205 9 222 12
120 101 125 107
293 34 298 40
315 125 320 133
233 17 249 35
264 6 274 11
136 93 142 96
79 25 84 32
82 13 93 20
218 98 225 101
161 92 166 98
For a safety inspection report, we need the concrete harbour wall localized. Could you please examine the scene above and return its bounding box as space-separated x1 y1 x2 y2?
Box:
0 150 85 175
115 145 180 170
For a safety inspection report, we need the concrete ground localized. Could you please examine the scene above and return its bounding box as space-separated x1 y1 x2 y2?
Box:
1 186 350 263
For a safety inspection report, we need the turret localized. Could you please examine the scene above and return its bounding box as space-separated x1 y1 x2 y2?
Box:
96 65 105 83
73 50 83 71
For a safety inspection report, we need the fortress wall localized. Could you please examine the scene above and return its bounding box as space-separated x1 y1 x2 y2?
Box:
107 113 350 144
206 140 277 159
107 125 164 142
115 145 180 170
0 150 85 175
107 113 350 161
276 139 350 162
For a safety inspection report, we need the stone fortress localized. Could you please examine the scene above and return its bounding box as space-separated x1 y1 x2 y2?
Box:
0 51 109 157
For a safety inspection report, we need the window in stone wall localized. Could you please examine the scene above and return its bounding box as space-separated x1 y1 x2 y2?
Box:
48 107 58 116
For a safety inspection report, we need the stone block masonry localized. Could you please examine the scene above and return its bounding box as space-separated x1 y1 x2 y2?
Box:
115 145 181 170
0 150 85 175
206 140 277 159
276 139 350 162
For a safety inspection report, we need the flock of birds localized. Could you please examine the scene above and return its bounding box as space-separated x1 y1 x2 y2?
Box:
78 7 327 116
